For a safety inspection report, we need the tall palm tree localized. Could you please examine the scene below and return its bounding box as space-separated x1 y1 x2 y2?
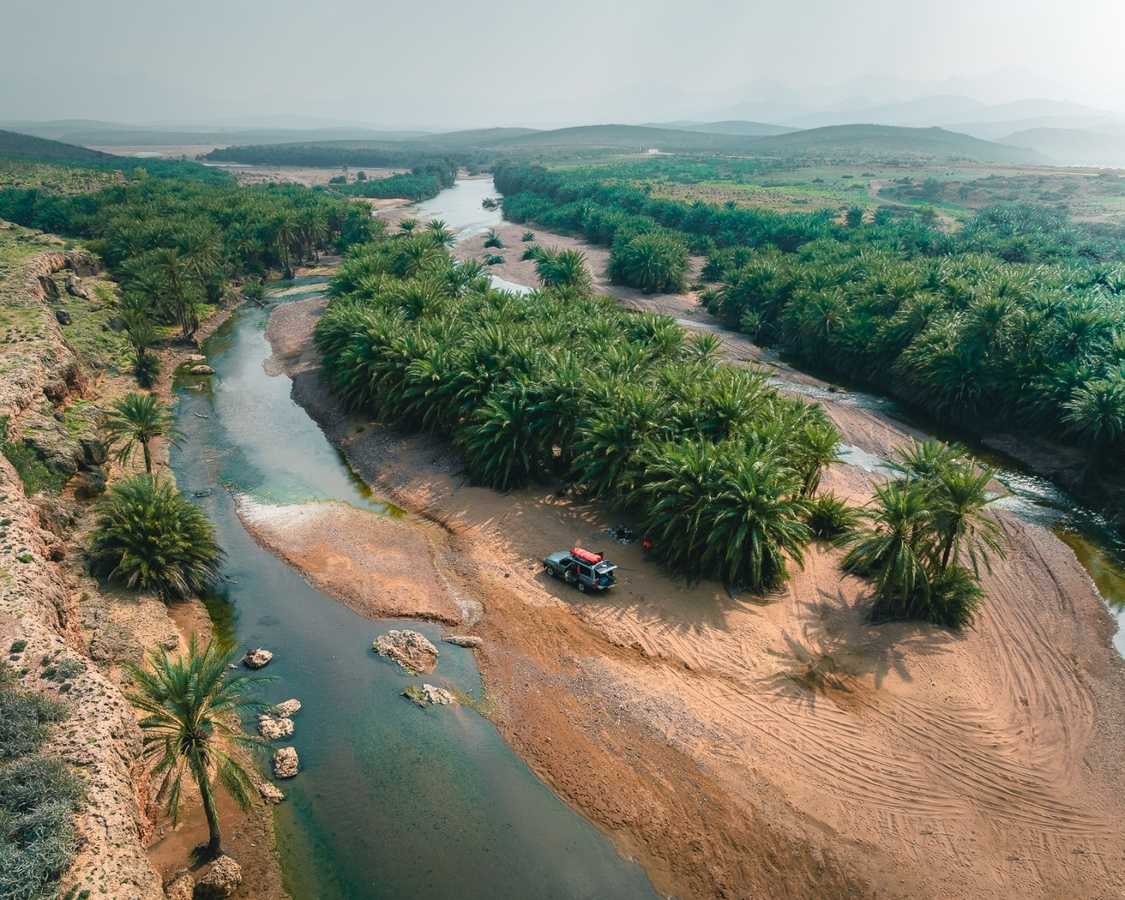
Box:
843 480 934 617
150 248 202 339
102 392 179 474
795 420 842 497
931 463 1004 574
126 637 260 859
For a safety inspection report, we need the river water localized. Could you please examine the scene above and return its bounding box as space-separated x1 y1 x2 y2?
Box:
170 285 656 898
415 176 1125 657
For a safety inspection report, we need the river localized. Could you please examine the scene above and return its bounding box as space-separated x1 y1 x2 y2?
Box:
414 176 1125 657
170 282 657 898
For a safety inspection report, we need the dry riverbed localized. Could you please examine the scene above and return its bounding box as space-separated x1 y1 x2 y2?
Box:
255 287 1125 900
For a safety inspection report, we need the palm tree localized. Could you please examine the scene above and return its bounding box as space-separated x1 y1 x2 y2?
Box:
795 420 842 497
126 637 259 859
843 480 934 619
536 248 592 292
1063 374 1125 480
89 475 223 601
102 392 179 474
398 217 418 234
150 248 203 339
427 219 455 247
930 462 1004 574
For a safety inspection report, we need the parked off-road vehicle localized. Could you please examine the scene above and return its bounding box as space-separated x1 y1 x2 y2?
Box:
543 547 617 592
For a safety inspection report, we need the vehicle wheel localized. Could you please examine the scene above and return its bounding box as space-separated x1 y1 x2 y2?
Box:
544 564 555 577
577 582 586 593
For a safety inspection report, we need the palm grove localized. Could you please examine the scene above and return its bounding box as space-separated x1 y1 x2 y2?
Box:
315 221 1004 625
495 162 1125 498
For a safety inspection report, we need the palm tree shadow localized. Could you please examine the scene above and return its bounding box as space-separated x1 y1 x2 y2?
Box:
762 588 962 698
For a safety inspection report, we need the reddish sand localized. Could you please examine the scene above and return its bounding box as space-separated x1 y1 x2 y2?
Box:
254 290 1125 900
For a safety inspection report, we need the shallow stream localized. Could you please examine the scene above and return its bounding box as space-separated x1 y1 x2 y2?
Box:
171 287 656 898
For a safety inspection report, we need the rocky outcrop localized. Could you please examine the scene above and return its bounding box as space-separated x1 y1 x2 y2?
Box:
242 647 273 669
195 856 242 898
0 457 164 899
163 870 193 900
373 629 438 674
189 364 215 376
273 746 299 779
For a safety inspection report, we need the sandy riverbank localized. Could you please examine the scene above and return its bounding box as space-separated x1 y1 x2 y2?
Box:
257 288 1125 899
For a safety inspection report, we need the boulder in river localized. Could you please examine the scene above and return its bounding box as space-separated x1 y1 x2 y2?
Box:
403 683 457 707
373 629 438 674
242 647 273 669
256 781 286 804
196 855 242 898
273 746 299 779
189 364 215 375
257 714 294 740
442 634 482 649
272 698 301 717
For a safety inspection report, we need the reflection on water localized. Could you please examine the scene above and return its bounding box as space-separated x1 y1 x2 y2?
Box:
171 283 657 899
413 178 503 242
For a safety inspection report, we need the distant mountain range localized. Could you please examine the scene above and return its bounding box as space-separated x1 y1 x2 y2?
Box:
1000 128 1125 168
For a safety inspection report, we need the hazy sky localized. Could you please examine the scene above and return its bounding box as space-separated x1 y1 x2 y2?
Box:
2 0 1122 127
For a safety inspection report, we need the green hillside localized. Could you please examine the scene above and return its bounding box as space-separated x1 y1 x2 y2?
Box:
0 129 115 162
745 124 1043 163
490 124 754 152
652 120 795 137
420 127 541 147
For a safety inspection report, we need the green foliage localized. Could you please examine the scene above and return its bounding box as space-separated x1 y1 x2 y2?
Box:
535 248 592 291
608 232 689 293
315 235 844 589
101 392 178 474
88 475 223 601
844 442 1003 628
522 231 535 242
0 683 67 761
804 492 862 540
0 417 67 497
483 229 504 249
126 636 259 857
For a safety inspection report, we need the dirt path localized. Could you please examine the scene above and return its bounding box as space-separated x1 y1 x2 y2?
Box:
256 290 1125 900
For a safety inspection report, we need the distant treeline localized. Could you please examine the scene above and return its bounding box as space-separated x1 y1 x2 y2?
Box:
205 141 488 171
494 161 1125 489
331 160 457 202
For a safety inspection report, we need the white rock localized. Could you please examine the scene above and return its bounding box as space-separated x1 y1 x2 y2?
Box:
257 714 294 740
272 698 301 717
273 746 299 779
189 364 215 375
243 647 273 669
256 781 285 804
442 634 482 648
422 683 457 705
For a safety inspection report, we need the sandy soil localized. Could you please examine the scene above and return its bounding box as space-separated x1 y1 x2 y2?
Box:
257 291 1125 900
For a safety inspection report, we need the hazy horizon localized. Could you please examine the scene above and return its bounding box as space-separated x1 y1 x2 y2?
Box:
2 0 1123 130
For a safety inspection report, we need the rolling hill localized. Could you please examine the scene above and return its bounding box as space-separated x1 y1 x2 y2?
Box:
647 120 795 137
487 124 757 152
1000 128 1125 168
743 124 1044 163
0 129 115 162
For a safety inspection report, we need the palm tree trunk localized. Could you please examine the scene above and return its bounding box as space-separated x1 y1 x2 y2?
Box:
194 757 223 858
939 534 954 573
142 440 152 474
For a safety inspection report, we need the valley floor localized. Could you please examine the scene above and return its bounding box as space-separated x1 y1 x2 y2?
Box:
254 284 1125 899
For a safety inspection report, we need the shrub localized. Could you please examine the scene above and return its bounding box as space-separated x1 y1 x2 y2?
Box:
0 756 84 900
484 254 504 266
535 248 592 292
483 229 503 249
133 352 160 388
521 245 543 262
804 492 861 540
521 231 535 242
88 475 223 600
0 684 67 760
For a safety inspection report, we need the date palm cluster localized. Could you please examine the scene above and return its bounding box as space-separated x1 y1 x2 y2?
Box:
316 229 845 592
